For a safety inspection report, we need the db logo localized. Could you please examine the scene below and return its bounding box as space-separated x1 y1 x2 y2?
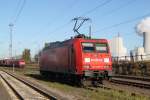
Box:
91 59 103 62
93 54 98 57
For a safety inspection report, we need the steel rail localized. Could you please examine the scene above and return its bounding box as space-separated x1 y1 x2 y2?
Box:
113 75 150 82
111 77 150 89
0 74 23 100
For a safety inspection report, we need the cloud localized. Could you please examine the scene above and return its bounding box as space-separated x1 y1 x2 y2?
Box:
136 17 150 36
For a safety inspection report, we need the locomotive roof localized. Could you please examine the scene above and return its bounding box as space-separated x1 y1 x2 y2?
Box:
43 35 108 50
43 39 72 50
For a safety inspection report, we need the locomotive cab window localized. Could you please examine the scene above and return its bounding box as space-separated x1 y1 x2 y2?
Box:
82 43 94 52
95 43 108 53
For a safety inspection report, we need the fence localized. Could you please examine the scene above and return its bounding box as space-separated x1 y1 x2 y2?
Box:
112 54 150 63
112 54 150 76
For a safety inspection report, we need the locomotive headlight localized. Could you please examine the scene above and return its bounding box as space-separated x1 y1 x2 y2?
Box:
84 58 90 63
104 58 109 63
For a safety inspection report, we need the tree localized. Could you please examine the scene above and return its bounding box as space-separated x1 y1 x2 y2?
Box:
22 49 31 64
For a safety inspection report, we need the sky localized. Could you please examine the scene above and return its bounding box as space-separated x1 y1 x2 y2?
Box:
0 0 149 58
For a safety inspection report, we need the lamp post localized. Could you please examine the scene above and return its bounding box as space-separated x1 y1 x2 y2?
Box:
9 23 14 72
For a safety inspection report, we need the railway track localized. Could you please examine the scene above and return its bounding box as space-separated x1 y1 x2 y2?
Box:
111 75 150 89
82 75 150 93
84 80 150 99
1 68 149 99
0 70 57 100
113 75 150 82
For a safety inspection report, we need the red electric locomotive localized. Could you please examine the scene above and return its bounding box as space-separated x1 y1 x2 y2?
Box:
40 35 112 86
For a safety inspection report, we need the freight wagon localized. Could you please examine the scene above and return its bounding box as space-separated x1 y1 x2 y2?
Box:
0 59 25 68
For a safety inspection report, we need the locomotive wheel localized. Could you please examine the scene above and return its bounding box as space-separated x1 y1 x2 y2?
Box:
40 71 48 77
107 76 112 81
40 70 45 76
80 78 86 87
92 79 101 87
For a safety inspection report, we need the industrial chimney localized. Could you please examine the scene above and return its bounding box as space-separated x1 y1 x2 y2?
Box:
136 17 150 59
143 32 150 55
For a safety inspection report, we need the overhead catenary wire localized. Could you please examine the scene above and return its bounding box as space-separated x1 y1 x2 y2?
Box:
69 0 112 35
35 0 137 40
68 0 80 9
44 0 112 37
47 0 79 26
10 0 26 24
93 12 150 33
7 0 26 59
81 0 112 16
102 0 137 16
11 0 22 22
50 21 72 34
80 0 137 32
41 0 112 36
13 0 26 24
35 0 79 36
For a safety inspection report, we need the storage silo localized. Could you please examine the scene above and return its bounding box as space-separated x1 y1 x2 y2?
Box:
109 36 127 60
134 47 146 61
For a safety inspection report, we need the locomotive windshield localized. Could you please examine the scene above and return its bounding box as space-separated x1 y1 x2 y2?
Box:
82 42 108 53
95 43 108 53
82 43 95 52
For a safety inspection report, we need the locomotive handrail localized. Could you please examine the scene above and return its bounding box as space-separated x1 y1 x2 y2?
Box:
112 53 150 62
